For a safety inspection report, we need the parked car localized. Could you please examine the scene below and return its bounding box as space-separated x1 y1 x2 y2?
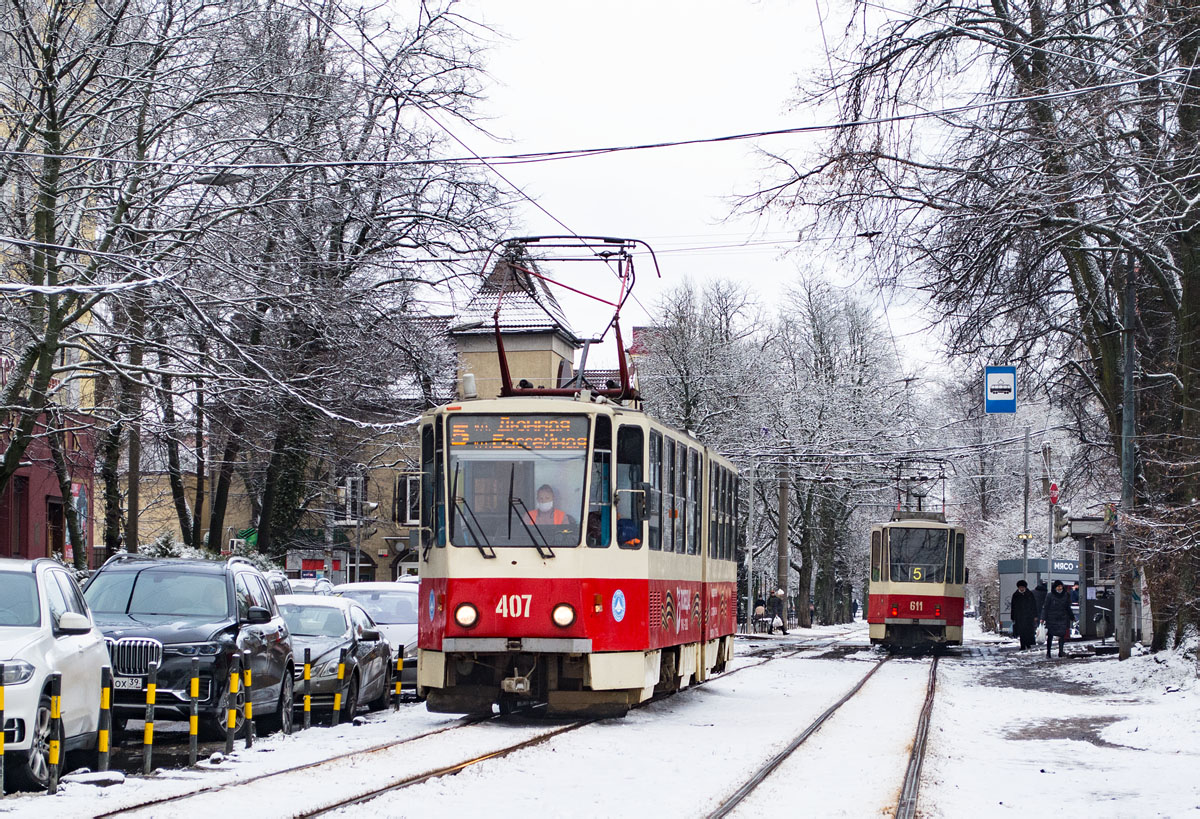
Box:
276 595 391 717
289 577 335 596
265 570 292 597
331 582 418 696
82 555 294 738
0 558 110 789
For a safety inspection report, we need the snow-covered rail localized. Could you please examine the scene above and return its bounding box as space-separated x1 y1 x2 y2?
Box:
895 655 939 818
705 655 893 817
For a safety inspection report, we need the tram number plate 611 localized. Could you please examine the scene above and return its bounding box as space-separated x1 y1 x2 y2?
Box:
496 594 533 618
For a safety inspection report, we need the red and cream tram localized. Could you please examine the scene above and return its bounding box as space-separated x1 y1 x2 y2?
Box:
415 237 739 716
867 511 967 649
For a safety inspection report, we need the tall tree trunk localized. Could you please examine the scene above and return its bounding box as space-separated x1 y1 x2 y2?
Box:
191 381 206 550
46 416 86 570
207 415 244 552
156 346 192 547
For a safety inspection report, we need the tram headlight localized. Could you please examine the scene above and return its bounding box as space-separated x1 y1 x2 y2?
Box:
551 603 576 628
454 602 479 629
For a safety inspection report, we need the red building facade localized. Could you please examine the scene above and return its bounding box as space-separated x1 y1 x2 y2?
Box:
0 417 96 566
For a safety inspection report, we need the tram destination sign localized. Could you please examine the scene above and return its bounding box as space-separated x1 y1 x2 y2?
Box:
984 366 1017 414
448 414 589 450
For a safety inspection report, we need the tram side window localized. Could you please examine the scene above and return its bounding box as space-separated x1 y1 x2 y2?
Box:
674 442 685 553
871 531 881 582
715 466 726 561
648 430 662 551
665 437 676 553
708 461 718 558
955 532 965 584
720 465 729 562
615 425 644 549
588 416 612 547
420 423 445 549
731 474 741 562
688 449 700 556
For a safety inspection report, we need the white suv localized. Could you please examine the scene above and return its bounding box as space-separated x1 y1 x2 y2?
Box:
0 558 109 789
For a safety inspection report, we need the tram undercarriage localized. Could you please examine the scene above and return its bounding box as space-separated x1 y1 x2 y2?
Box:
420 637 734 717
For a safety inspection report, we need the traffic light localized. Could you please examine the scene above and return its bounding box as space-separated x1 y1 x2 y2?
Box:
1053 506 1070 541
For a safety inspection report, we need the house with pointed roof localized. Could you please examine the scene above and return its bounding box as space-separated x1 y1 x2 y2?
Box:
450 254 581 399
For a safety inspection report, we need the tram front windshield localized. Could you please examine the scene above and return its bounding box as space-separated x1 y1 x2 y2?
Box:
888 527 947 583
447 414 589 548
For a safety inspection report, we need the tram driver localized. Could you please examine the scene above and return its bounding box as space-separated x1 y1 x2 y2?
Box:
526 484 578 528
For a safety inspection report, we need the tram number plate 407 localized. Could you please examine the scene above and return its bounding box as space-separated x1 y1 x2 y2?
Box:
113 676 144 691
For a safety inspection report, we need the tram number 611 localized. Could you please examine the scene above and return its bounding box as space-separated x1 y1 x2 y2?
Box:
496 594 533 618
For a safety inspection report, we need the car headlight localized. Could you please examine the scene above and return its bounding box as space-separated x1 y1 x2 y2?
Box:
163 642 222 657
314 657 342 678
454 603 479 629
551 603 576 628
402 643 418 661
1 661 35 685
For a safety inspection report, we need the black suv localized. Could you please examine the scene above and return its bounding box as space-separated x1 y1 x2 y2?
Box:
82 555 294 737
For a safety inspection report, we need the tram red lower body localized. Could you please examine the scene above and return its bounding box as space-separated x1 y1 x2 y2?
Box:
867 592 964 626
420 577 737 653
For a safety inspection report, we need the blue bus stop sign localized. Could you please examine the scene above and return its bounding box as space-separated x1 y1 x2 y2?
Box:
984 366 1017 413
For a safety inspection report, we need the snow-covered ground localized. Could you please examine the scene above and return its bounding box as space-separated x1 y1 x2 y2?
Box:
2 619 1196 818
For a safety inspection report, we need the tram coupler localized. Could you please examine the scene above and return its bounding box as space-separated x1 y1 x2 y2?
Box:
501 673 532 695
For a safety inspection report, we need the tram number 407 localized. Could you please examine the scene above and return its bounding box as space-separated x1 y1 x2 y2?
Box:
496 594 533 618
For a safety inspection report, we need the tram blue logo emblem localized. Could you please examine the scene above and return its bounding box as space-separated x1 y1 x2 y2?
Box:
612 589 626 623
428 590 436 621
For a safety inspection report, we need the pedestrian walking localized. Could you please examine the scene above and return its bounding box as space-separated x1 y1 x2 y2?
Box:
1009 580 1038 650
1041 580 1073 658
1032 581 1048 630
766 589 787 635
851 599 859 620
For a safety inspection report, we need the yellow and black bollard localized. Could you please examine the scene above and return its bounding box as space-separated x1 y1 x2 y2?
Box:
242 650 253 749
47 672 63 794
225 653 241 754
302 648 312 731
143 662 158 776
188 658 199 766
1 661 7 795
331 648 347 727
97 666 112 772
393 655 403 711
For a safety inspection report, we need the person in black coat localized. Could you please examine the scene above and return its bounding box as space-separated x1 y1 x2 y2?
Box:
766 589 787 635
1032 582 1048 628
1041 579 1073 657
1010 580 1039 650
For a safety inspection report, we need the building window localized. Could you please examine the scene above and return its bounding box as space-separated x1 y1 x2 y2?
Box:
393 473 420 525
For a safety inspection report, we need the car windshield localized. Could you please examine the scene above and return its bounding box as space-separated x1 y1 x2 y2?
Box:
280 604 347 638
336 590 417 624
85 570 230 618
447 414 589 548
0 572 40 627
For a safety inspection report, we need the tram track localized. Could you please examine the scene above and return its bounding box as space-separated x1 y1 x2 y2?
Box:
87 629 867 818
705 652 940 818
91 713 494 819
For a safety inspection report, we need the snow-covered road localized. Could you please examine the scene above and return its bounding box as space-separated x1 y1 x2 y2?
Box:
3 619 1196 818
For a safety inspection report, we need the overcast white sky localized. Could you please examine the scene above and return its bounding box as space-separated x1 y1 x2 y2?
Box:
437 1 935 369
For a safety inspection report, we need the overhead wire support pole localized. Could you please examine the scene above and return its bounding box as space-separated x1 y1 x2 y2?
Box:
1117 257 1137 660
1022 426 1030 582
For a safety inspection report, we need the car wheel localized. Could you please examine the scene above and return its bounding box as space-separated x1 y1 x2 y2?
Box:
340 673 360 721
206 678 246 740
263 670 295 735
367 661 390 712
9 695 54 790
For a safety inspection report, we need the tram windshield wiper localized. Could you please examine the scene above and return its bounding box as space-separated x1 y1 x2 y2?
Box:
510 496 555 559
452 463 495 559
505 464 555 558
